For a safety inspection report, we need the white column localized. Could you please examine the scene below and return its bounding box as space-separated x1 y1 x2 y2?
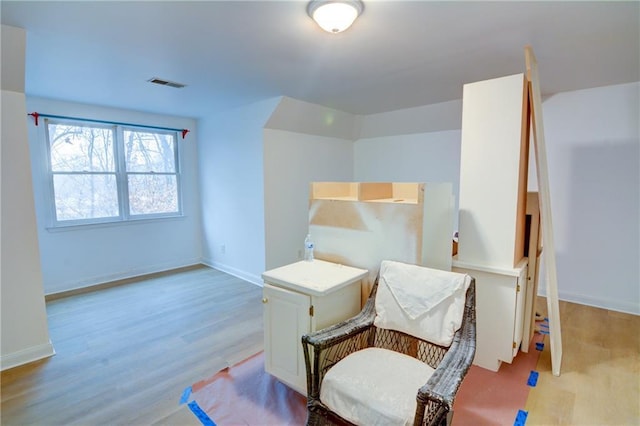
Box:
1 24 54 370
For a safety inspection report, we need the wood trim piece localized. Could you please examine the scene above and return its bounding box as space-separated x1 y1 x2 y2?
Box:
525 45 563 376
513 78 531 267
522 192 541 352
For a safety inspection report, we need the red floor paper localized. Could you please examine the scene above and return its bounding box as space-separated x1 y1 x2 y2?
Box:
452 333 545 425
190 352 307 425
188 334 544 426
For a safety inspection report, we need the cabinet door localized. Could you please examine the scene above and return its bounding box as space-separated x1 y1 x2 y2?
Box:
453 266 519 371
263 283 310 393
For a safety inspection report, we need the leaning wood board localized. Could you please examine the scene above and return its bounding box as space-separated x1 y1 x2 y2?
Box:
525 45 563 376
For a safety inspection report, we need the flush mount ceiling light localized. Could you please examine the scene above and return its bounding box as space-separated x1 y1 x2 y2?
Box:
307 0 364 34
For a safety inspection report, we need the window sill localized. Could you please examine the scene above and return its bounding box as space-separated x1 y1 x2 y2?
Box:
46 214 186 233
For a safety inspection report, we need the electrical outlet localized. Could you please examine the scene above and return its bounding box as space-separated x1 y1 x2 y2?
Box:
221 244 226 254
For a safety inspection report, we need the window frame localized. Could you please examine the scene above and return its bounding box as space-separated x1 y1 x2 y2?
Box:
44 118 183 228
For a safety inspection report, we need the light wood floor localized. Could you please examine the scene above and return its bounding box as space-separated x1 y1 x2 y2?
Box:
2 266 638 425
1 265 263 425
526 297 640 425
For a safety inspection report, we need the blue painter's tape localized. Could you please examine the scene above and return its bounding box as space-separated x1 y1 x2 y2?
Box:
539 322 549 329
180 386 192 404
188 400 216 426
539 330 550 335
535 342 544 351
514 409 528 426
527 370 539 387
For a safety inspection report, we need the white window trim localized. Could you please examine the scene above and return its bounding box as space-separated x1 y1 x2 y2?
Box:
43 118 184 228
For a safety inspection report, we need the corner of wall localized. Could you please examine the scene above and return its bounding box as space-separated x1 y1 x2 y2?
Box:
264 96 360 140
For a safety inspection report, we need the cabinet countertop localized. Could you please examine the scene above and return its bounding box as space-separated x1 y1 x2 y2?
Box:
262 259 368 297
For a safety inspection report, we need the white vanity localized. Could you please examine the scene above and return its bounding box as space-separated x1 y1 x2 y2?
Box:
262 259 367 394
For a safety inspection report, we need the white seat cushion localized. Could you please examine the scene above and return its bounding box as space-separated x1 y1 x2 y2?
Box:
374 260 471 346
320 347 435 426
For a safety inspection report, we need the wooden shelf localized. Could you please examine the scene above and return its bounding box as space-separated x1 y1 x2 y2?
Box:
310 182 421 204
309 181 453 305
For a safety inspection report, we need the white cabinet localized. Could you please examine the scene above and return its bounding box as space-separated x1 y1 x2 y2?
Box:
453 258 528 371
262 259 367 394
456 74 532 371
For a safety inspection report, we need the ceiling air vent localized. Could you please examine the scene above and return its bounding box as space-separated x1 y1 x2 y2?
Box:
147 77 186 89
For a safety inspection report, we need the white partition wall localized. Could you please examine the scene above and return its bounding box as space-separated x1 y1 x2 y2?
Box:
1 25 54 370
454 73 531 371
457 73 529 269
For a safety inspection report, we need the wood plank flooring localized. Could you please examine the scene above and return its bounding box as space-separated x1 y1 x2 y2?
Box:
526 297 640 425
2 266 638 425
1 265 263 425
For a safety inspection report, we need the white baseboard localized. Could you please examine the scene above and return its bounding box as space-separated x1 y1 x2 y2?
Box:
201 258 263 287
45 257 203 296
538 288 640 316
1 340 56 371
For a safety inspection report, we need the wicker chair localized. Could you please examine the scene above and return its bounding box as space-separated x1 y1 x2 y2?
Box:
302 265 476 426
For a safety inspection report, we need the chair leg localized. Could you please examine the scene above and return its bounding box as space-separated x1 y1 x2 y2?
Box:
444 409 454 426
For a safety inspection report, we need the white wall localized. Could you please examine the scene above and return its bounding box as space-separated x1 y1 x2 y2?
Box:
355 84 639 315
198 97 280 284
1 25 54 370
354 101 463 229
264 129 354 270
354 130 462 226
357 99 463 138
265 97 361 140
26 97 202 294
533 82 639 314
263 97 358 270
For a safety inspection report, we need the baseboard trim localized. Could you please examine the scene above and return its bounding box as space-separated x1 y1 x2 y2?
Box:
45 264 206 301
538 288 640 316
201 259 262 287
1 340 56 371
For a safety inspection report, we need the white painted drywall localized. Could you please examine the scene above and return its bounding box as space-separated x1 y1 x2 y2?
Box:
264 128 354 270
198 97 280 284
355 83 639 314
531 82 639 314
1 25 54 370
358 99 463 138
265 96 360 140
354 130 462 228
25 97 202 294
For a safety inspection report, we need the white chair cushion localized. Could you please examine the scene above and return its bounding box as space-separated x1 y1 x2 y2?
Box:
320 347 435 426
374 260 471 347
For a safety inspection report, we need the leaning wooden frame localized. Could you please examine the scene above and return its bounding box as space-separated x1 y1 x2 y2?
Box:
302 276 477 426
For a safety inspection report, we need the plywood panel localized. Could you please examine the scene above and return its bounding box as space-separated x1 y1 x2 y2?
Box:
359 182 393 200
525 46 562 376
311 182 358 200
522 191 541 352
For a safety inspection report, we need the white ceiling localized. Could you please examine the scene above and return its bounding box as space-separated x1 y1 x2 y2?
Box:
2 1 638 118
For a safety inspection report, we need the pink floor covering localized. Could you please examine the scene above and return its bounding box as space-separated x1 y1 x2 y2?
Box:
452 333 545 425
188 352 307 425
184 333 544 426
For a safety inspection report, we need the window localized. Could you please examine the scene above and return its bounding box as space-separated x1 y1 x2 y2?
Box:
46 119 181 226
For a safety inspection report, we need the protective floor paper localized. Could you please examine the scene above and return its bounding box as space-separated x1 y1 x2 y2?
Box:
185 333 545 426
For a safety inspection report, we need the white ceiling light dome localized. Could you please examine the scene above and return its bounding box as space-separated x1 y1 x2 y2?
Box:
307 0 364 34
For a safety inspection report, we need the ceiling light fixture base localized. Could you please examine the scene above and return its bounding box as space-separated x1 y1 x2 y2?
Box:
307 0 364 34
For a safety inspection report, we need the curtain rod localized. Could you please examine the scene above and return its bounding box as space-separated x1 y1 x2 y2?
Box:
27 112 190 139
